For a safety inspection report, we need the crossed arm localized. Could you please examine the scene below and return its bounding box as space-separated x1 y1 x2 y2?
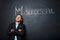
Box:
8 24 26 36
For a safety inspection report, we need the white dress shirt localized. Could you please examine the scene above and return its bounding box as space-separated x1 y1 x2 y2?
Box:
14 22 19 40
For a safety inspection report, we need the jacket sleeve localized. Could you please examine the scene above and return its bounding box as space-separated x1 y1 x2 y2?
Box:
7 23 15 36
16 24 26 37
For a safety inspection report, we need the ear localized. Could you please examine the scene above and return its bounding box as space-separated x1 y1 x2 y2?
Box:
21 19 22 21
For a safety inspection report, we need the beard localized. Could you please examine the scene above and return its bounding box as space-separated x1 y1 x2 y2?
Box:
16 20 20 22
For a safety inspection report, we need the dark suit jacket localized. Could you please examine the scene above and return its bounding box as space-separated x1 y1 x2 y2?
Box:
8 22 26 40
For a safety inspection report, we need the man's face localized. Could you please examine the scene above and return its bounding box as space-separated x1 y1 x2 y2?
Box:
15 15 22 22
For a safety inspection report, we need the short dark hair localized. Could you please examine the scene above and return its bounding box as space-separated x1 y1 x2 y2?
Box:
15 14 23 24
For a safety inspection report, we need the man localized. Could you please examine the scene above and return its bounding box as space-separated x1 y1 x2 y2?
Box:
8 14 26 40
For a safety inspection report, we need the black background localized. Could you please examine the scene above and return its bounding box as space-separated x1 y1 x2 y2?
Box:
0 0 60 40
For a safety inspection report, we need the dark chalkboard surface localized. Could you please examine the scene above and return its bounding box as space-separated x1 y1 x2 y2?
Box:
0 0 60 40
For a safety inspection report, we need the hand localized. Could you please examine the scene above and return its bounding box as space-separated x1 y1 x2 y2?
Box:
10 29 15 32
18 29 22 32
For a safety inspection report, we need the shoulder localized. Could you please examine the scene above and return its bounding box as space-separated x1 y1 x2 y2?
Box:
21 23 25 26
20 23 26 27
